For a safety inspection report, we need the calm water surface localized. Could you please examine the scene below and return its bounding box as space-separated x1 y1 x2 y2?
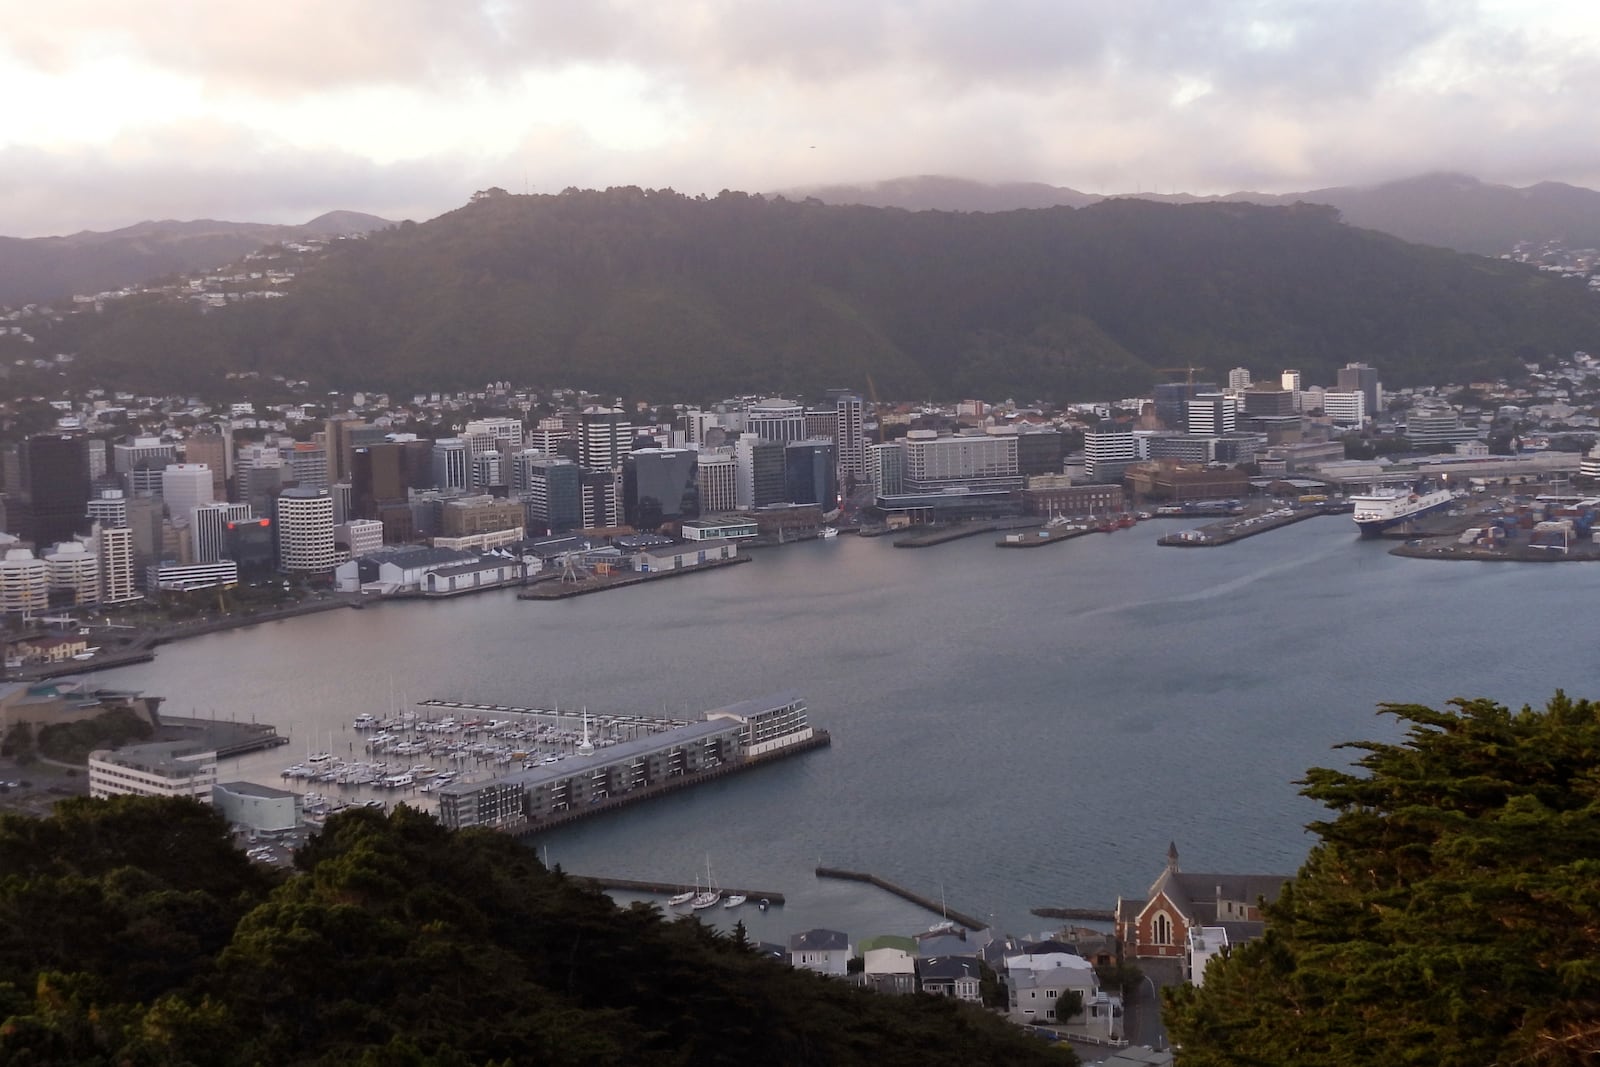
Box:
96 518 1599 941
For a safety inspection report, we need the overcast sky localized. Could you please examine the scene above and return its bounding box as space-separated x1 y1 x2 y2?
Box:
2 0 1598 236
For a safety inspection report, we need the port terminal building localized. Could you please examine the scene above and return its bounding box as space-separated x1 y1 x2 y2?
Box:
437 692 814 831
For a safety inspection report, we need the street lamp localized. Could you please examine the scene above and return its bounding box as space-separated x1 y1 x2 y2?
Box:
1140 974 1167 1051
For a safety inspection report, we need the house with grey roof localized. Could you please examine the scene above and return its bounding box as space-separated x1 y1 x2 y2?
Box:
917 955 984 1002
788 929 850 976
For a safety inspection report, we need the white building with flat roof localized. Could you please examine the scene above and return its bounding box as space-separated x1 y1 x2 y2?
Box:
89 742 218 802
213 780 303 832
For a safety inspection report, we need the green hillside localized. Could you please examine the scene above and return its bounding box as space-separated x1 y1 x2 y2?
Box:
46 189 1600 400
0 799 1065 1066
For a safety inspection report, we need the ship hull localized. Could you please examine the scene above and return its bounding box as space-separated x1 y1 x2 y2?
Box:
1353 492 1454 536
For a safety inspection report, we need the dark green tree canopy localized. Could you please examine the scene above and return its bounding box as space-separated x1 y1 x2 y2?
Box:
1166 692 1600 1066
0 798 1069 1066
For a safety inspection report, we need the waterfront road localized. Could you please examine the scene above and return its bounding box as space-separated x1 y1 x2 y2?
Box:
1125 958 1183 1051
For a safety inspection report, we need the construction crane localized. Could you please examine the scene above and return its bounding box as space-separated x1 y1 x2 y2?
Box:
1156 365 1210 386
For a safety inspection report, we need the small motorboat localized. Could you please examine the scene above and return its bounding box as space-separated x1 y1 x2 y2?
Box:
723 894 748 909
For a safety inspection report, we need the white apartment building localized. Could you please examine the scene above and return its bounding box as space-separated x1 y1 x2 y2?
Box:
836 394 866 479
338 519 386 558
191 502 253 563
277 487 336 573
95 524 140 604
744 398 807 444
900 431 1020 492
44 540 100 605
1322 390 1367 427
0 549 48 616
89 742 217 803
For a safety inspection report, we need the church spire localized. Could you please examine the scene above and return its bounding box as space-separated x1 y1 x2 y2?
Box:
1167 841 1180 874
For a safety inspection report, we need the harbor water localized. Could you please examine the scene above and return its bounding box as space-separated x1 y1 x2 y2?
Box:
94 517 1600 941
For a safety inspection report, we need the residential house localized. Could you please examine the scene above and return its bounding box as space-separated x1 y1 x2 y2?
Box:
918 956 984 1002
789 929 850 976
857 935 918 995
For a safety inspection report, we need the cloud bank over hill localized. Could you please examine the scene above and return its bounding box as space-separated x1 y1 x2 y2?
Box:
3 1 1600 234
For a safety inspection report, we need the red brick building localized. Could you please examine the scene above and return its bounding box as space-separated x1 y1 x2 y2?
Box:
1114 844 1290 960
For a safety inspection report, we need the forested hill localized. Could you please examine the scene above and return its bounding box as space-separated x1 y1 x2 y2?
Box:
53 188 1600 400
0 799 1063 1066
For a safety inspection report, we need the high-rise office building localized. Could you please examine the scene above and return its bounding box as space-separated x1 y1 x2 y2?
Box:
1186 394 1238 437
192 502 253 563
734 434 786 508
1336 362 1381 419
224 518 276 580
1153 382 1219 432
695 451 738 514
623 448 700 529
867 442 904 498
350 444 407 519
1084 429 1143 483
519 456 583 533
580 468 621 529
17 435 92 546
1227 367 1253 391
280 442 329 491
526 418 572 456
745 399 807 444
86 489 129 529
323 417 373 485
578 408 633 471
161 464 214 520
1015 428 1065 477
183 431 230 499
431 438 469 492
276 487 336 574
113 436 176 474
784 439 837 508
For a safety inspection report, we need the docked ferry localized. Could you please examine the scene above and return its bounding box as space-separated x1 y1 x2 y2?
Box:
1350 485 1456 536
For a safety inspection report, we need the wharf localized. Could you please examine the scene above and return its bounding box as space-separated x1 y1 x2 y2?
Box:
1158 507 1322 547
509 729 831 836
516 555 750 600
995 525 1094 548
156 716 288 758
813 866 987 930
571 874 785 906
894 518 1034 548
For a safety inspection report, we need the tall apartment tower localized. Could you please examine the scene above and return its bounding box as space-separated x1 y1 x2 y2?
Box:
1227 367 1253 391
94 522 139 604
276 487 336 574
578 407 634 471
835 393 866 480
695 451 738 514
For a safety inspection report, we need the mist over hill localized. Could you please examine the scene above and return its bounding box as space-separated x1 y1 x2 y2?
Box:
42 188 1600 401
788 173 1600 256
0 211 394 306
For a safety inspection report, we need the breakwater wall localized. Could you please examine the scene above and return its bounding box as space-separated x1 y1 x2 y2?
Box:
813 866 987 930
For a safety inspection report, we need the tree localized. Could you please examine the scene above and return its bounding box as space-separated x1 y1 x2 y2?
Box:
1165 692 1600 1066
1054 989 1084 1023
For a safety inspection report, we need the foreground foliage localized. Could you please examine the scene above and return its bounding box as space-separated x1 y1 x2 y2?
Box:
1166 692 1600 1066
0 797 1065 1066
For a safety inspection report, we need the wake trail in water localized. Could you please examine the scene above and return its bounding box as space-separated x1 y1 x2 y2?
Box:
1076 539 1347 620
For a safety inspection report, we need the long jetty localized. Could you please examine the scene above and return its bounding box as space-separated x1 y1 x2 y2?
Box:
508 730 832 836
570 874 786 905
1157 507 1322 547
814 866 987 930
893 518 1035 548
517 555 750 599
